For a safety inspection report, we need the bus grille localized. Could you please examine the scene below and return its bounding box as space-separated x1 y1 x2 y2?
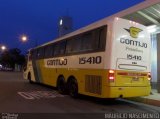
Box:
85 75 102 95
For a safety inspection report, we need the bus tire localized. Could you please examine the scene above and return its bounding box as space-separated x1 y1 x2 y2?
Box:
28 73 33 84
68 78 78 98
57 76 66 94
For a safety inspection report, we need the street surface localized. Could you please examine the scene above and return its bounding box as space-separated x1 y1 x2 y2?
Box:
0 71 160 119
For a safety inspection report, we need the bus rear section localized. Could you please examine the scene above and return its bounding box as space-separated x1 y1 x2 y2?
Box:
105 18 151 98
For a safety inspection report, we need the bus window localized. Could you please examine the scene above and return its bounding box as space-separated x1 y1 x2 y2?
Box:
99 26 107 50
54 41 66 56
66 37 81 54
37 47 44 59
44 44 54 58
81 32 92 51
93 26 107 51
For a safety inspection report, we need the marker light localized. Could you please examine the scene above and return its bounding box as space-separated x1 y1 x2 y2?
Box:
132 21 136 25
129 20 138 25
116 17 119 20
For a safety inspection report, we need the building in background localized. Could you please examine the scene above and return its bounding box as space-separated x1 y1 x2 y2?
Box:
58 16 73 37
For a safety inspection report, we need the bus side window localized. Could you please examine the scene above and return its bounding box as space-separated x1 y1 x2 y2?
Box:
37 47 44 59
66 38 73 54
44 44 54 58
92 26 107 51
99 26 107 50
66 37 81 54
92 30 99 50
54 41 66 56
81 32 92 51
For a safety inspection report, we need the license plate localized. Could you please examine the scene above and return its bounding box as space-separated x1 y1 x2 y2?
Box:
132 77 139 81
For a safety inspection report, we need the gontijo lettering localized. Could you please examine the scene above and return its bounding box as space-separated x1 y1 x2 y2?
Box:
120 38 147 48
47 58 67 66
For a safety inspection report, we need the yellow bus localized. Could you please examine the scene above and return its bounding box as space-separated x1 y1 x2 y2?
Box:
23 17 151 98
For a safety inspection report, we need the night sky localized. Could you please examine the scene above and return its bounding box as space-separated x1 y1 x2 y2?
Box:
0 0 144 54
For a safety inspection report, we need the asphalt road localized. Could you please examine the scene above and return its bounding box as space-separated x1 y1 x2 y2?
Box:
0 71 160 119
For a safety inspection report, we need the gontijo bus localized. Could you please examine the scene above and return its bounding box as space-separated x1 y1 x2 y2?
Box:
23 17 151 98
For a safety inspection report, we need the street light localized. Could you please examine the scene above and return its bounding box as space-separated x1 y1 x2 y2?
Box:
1 45 6 51
21 35 28 42
20 34 38 47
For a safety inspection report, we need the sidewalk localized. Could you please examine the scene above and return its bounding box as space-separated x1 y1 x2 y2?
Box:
126 89 160 107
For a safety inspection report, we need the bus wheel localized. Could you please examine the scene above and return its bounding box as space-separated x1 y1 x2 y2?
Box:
57 76 66 94
28 73 33 84
68 78 78 98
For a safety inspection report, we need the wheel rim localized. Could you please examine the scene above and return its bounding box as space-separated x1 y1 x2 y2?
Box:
70 82 77 97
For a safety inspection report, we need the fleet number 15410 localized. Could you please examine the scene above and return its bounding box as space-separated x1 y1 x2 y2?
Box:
127 54 142 60
79 56 102 64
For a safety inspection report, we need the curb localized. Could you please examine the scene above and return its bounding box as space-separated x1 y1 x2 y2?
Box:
126 97 160 107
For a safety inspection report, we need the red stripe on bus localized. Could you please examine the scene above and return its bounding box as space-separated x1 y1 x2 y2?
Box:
118 72 147 76
117 72 128 75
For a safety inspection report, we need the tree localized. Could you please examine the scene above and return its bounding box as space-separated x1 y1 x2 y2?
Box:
0 48 26 70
